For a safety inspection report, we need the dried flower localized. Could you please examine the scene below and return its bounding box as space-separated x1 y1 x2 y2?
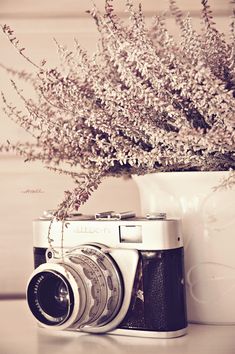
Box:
1 0 234 218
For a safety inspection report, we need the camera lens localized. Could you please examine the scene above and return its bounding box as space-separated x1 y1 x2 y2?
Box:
27 271 74 326
27 245 124 331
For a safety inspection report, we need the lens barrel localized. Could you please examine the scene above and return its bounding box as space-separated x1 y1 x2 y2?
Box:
27 245 123 331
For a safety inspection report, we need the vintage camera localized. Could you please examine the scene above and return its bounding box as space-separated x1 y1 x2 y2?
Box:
26 211 187 338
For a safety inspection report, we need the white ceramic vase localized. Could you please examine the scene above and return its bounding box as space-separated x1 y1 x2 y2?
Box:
133 171 235 324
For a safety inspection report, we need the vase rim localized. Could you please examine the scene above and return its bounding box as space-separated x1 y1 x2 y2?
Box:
132 171 231 177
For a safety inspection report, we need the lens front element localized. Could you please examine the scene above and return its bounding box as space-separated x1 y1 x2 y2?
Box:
27 271 74 326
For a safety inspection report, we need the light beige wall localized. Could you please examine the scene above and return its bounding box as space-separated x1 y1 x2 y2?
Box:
0 0 232 17
0 0 232 295
0 157 140 296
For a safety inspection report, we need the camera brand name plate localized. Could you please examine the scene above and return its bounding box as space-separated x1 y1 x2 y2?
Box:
33 218 183 250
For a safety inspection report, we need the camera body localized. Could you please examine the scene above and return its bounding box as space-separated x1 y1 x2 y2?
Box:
27 211 187 338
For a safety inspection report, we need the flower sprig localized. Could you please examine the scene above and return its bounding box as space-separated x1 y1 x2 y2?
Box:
1 0 235 218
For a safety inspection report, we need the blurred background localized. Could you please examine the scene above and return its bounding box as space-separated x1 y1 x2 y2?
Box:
0 0 232 297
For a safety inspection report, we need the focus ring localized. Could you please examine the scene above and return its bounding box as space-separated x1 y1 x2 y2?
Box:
65 245 123 329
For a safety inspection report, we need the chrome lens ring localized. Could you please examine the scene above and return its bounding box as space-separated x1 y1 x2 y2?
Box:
27 263 86 330
67 252 107 326
66 245 124 328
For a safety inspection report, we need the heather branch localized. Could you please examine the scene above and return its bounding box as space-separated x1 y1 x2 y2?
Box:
1 0 234 218
1 25 42 70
